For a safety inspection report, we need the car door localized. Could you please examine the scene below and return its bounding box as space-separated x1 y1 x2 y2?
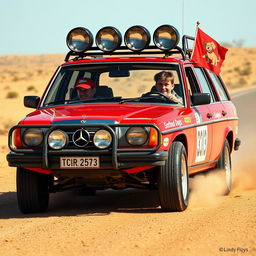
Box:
194 67 227 162
184 66 213 166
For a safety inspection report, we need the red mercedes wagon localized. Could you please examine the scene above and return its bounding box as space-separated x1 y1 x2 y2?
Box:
7 25 240 213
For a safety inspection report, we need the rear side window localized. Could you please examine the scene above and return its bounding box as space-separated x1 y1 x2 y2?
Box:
194 68 216 102
207 71 229 101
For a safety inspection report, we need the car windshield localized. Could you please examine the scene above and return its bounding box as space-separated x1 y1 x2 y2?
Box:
41 62 184 107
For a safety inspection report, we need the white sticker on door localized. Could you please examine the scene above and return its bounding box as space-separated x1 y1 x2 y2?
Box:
195 126 208 163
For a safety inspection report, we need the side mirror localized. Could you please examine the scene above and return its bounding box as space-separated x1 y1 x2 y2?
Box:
191 93 211 106
24 96 40 108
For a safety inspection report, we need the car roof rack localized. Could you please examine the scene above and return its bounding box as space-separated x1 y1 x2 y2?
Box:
65 45 186 62
182 35 195 59
64 36 195 62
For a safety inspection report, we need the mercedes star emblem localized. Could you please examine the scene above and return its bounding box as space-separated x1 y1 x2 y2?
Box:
72 129 90 147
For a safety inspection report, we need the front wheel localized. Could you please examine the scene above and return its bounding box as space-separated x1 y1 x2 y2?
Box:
17 168 50 213
158 141 189 212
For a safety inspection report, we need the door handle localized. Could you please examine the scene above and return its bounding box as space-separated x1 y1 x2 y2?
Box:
222 111 227 116
207 113 213 118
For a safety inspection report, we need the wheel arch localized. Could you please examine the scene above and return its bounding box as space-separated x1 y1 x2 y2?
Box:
172 133 188 154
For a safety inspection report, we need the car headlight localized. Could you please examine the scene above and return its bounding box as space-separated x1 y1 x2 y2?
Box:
93 129 112 149
23 128 43 146
126 127 148 146
48 130 68 149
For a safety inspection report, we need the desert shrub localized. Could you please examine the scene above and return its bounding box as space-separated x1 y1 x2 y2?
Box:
12 76 20 82
237 77 247 87
6 91 18 98
26 72 33 78
27 85 35 91
233 62 252 76
239 62 252 76
233 67 240 73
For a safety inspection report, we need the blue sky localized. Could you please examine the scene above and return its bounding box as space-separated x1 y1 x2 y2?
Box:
0 0 255 55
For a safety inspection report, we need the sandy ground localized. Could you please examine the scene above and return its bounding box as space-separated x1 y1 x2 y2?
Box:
0 162 255 256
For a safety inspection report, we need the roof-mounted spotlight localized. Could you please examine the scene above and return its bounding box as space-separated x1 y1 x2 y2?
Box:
153 25 180 51
124 26 151 52
96 26 122 52
66 27 93 53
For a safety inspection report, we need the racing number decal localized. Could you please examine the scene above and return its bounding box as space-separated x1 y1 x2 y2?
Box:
195 126 208 163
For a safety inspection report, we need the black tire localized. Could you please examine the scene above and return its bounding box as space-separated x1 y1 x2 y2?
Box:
16 168 50 213
215 139 232 195
158 141 189 212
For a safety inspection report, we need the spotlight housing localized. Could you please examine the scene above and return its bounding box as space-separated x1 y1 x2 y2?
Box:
124 25 151 52
96 26 122 52
153 25 180 51
66 27 93 53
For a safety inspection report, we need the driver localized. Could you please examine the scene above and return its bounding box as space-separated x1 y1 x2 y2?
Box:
74 78 96 100
151 71 183 104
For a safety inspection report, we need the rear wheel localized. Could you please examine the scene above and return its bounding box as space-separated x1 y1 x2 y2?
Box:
158 141 189 212
215 139 232 194
17 168 50 213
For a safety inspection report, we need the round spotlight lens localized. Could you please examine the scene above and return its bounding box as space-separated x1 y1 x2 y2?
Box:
23 128 43 146
153 25 180 51
93 129 112 149
96 26 122 52
66 27 93 52
124 26 151 52
48 130 67 150
126 127 148 146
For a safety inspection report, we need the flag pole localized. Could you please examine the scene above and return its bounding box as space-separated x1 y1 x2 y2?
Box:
191 21 200 60
182 0 185 35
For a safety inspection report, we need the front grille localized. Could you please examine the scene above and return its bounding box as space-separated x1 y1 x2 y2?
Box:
65 127 99 149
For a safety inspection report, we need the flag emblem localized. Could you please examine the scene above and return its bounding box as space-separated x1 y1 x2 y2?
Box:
191 28 228 75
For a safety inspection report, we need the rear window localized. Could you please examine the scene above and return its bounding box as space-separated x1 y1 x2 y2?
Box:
207 71 229 101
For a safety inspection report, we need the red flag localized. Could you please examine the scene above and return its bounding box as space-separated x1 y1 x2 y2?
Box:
191 28 228 75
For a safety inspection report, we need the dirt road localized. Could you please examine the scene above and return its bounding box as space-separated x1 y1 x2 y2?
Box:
0 89 255 256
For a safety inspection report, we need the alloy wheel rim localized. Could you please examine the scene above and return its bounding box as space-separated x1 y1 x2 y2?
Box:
181 154 188 200
224 146 231 190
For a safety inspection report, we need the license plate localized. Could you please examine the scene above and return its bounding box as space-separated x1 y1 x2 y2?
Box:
60 157 100 169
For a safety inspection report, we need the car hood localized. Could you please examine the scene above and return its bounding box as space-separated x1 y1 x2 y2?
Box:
21 103 179 124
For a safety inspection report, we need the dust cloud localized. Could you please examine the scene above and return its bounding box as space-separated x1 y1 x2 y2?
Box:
188 170 226 208
232 156 256 193
188 155 256 209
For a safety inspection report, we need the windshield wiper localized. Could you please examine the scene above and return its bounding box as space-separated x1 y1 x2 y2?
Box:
44 97 123 107
72 97 122 103
119 97 141 104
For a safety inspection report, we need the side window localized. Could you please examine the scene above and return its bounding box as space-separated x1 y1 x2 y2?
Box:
185 67 201 95
194 68 216 103
207 71 229 101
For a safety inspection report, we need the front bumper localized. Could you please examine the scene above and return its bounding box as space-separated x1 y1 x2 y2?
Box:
7 151 168 170
7 123 167 171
